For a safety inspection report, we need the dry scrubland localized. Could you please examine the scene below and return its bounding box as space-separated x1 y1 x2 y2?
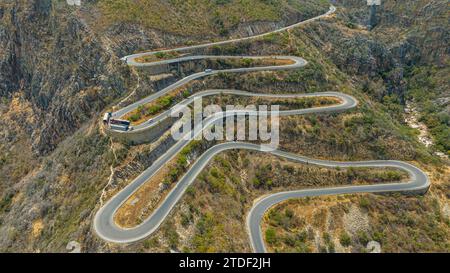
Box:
97 0 330 36
0 0 448 253
263 165 449 253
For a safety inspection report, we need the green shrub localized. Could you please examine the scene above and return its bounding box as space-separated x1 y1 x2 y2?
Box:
129 113 141 122
340 232 352 247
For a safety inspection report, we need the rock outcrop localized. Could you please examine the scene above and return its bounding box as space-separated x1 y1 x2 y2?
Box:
0 1 130 155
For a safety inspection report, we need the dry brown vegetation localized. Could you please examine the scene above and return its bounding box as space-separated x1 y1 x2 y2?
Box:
262 165 449 253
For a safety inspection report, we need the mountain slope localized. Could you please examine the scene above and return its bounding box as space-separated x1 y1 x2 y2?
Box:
0 0 448 253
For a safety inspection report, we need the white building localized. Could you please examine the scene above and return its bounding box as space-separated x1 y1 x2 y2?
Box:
367 0 381 5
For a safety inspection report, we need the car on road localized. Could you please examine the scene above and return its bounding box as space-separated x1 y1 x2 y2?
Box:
204 69 213 73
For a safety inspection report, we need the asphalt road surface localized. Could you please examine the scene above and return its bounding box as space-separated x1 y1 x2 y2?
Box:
94 5 430 252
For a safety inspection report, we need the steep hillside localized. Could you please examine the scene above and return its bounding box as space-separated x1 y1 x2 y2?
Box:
333 0 449 156
256 0 450 253
0 0 331 252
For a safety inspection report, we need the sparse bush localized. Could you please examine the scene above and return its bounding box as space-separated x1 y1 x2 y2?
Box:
265 228 277 244
340 232 352 247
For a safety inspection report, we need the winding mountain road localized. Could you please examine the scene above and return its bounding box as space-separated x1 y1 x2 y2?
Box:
93 5 430 252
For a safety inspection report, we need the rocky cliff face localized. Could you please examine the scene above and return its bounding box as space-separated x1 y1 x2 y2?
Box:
0 0 130 155
0 0 335 252
0 0 331 155
334 0 448 66
0 0 447 253
306 0 449 102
